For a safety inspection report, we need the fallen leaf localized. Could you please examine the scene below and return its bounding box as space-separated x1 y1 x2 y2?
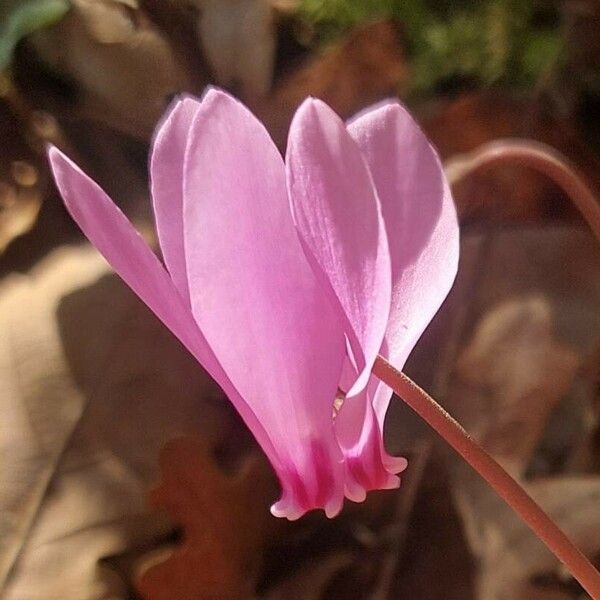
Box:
1 246 244 598
431 225 600 598
258 20 408 149
136 437 279 600
453 296 580 476
189 0 276 100
422 92 600 225
27 0 193 139
442 225 600 474
0 246 107 591
475 476 600 600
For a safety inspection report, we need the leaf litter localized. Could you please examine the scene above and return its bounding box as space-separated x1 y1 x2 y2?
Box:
1 6 600 598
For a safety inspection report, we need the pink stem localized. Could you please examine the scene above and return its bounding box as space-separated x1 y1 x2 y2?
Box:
373 358 600 598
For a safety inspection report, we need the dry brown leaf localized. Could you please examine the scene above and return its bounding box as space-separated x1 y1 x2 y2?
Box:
474 476 600 600
0 96 48 254
28 0 193 139
430 225 600 598
422 92 600 224
453 297 580 476
1 246 244 598
258 20 408 149
443 226 600 473
0 247 105 591
190 0 276 100
135 436 279 600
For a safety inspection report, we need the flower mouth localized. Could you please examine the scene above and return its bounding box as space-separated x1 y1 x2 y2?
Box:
333 387 346 418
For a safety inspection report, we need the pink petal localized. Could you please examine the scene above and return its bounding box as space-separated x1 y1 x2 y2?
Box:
347 101 459 422
335 362 407 502
150 96 201 303
287 98 391 398
48 146 276 464
183 89 347 519
336 392 407 502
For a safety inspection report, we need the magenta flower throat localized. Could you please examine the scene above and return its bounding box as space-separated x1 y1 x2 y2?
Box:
49 89 459 520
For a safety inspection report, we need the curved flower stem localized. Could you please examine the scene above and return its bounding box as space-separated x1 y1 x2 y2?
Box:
372 357 600 598
444 138 600 242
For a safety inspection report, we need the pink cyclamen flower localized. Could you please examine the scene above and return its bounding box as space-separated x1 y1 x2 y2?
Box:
49 89 459 520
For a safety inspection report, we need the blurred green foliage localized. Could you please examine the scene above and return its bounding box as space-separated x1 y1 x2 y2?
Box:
298 0 563 95
0 0 70 71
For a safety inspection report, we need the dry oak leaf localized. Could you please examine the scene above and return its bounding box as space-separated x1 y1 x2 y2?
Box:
136 436 279 600
0 246 106 594
1 245 240 599
437 226 600 599
444 225 600 478
453 296 580 477
28 0 192 139
476 476 600 600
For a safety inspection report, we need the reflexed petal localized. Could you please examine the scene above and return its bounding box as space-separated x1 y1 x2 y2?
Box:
335 373 407 502
287 98 391 399
183 89 347 519
348 101 459 423
48 146 276 464
150 95 201 303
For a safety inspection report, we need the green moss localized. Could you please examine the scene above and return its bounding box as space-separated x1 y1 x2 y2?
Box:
297 0 563 96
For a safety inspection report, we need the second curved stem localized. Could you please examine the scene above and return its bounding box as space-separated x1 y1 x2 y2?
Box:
444 138 600 242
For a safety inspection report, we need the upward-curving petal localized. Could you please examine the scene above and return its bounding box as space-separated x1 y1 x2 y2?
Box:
150 95 201 303
49 146 276 464
287 98 392 399
50 146 208 361
183 89 347 519
348 101 459 422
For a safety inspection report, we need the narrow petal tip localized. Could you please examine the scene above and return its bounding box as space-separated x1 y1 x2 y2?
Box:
47 143 67 166
200 85 246 112
385 454 409 475
48 146 90 214
293 96 340 129
46 142 58 159
324 497 344 519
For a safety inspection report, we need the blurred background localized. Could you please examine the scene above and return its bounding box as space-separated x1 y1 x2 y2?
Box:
1 1 599 598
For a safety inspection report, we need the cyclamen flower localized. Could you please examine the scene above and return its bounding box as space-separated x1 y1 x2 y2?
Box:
49 89 459 520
